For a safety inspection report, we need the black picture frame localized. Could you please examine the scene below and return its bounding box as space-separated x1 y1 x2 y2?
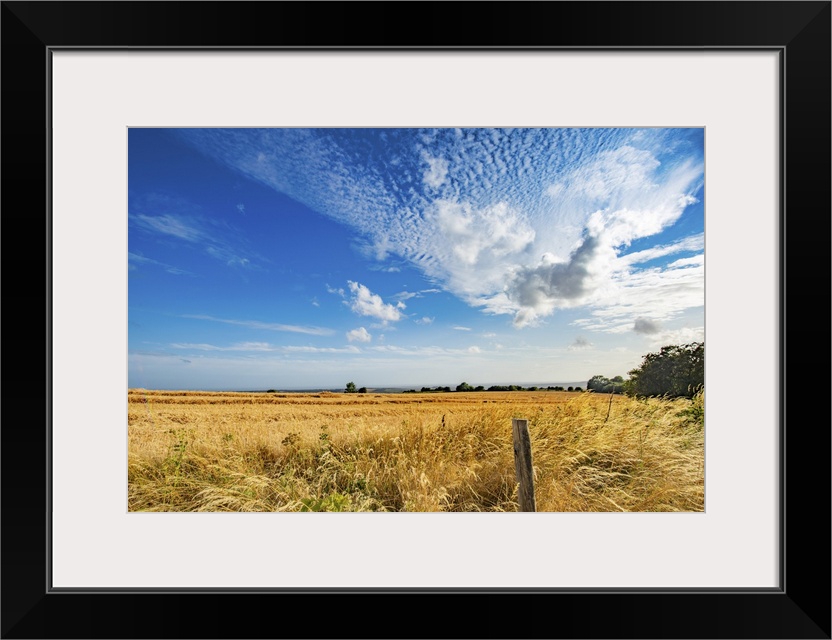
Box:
2 2 829 638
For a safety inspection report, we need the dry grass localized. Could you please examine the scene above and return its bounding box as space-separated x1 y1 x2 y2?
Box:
128 389 704 512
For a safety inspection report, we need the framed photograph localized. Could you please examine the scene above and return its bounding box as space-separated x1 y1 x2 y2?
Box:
3 2 829 638
124 124 707 518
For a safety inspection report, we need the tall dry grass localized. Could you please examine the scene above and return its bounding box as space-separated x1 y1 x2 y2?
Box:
128 389 703 512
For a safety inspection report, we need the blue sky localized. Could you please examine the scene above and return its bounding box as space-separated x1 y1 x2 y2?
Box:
128 128 704 391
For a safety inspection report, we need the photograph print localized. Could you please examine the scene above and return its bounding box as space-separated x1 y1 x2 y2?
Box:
128 127 705 513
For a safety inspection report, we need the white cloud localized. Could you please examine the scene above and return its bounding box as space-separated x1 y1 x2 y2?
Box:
499 156 703 327
549 145 661 203
283 345 361 354
133 214 207 242
502 236 615 327
568 337 593 351
232 341 274 351
347 281 404 323
368 344 485 357
132 212 261 269
667 255 704 269
206 246 253 268
619 234 704 267
326 284 345 297
170 342 223 351
182 314 335 336
346 327 372 343
179 129 702 334
572 258 704 333
128 252 194 276
415 316 434 325
646 326 705 350
422 153 449 189
170 342 363 355
453 326 472 331
633 318 661 335
171 341 274 352
236 203 246 214
394 288 441 301
420 199 535 297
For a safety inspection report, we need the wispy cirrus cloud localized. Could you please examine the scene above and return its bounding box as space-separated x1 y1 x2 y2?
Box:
171 341 274 352
182 314 335 336
128 252 194 276
170 341 361 354
282 345 361 354
205 246 253 269
368 344 483 357
133 214 207 242
572 256 704 334
393 288 441 302
618 233 704 267
130 197 262 270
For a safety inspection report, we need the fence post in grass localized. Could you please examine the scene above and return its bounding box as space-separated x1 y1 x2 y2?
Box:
512 418 536 512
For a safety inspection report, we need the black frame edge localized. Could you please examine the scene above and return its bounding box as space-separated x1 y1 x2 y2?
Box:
2 2 829 638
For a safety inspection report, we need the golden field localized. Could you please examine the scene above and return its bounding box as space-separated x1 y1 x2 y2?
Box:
128 389 704 512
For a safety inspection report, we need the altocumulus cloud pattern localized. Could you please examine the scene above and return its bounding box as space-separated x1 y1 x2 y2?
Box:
178 128 704 330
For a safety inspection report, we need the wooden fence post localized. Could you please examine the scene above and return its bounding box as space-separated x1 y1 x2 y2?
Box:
512 418 536 512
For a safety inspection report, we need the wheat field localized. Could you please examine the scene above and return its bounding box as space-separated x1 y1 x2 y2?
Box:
128 389 704 512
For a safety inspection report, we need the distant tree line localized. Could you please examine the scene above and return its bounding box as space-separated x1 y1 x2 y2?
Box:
354 336 708 402
625 342 704 398
586 341 704 399
401 383 582 393
313 342 703 400
586 375 626 394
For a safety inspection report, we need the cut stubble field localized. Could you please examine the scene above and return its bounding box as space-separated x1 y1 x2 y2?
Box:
128 389 704 512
